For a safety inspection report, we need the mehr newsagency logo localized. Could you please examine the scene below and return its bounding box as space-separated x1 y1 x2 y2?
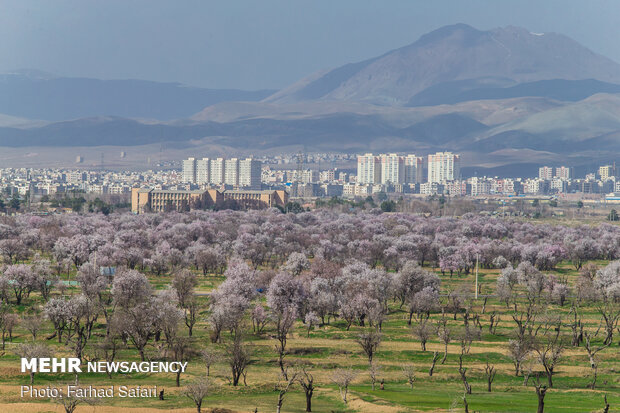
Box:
20 357 187 398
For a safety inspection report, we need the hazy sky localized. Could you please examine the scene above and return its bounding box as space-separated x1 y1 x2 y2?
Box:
1 1 619 90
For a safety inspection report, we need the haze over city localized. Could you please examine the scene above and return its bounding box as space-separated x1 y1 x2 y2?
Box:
1 0 620 90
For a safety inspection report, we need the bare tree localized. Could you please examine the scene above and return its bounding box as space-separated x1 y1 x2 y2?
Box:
200 348 220 377
184 377 210 413
356 329 382 364
182 297 200 338
484 362 496 392
401 365 416 390
276 368 299 413
596 300 620 346
437 318 452 364
458 353 471 395
534 327 564 388
172 269 199 337
462 392 470 413
488 312 501 335
297 366 315 413
412 319 433 351
521 356 536 387
22 314 43 341
511 300 539 343
508 338 531 377
583 330 609 389
532 374 548 413
369 362 380 391
569 304 583 347
0 311 18 349
273 306 296 379
458 325 481 355
331 368 357 405
429 351 440 376
226 332 251 386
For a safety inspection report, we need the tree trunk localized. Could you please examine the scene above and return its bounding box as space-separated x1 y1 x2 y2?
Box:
536 388 546 413
589 365 598 389
305 390 313 412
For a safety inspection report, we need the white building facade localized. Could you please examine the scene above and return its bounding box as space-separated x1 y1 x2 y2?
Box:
427 152 460 183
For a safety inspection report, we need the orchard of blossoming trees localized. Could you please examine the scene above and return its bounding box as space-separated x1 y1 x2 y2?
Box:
0 209 619 412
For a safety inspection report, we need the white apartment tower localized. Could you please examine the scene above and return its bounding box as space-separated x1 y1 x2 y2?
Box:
599 165 614 181
427 152 460 183
380 153 404 184
210 158 225 185
239 158 261 189
224 158 240 186
357 153 381 184
554 166 571 180
404 155 424 184
538 166 553 180
196 158 210 185
182 157 196 183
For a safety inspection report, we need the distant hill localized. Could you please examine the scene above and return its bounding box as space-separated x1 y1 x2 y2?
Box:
0 71 275 121
407 79 620 107
400 114 489 144
266 24 620 105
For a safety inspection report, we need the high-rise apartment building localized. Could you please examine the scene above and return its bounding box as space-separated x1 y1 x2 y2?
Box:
358 153 423 185
224 158 240 186
554 166 571 180
183 156 261 187
196 158 210 184
380 153 404 184
538 166 553 180
599 165 615 181
239 158 262 189
427 152 460 183
404 155 423 184
182 158 196 183
357 153 381 184
210 158 225 185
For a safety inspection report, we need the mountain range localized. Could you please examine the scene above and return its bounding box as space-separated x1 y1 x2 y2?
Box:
3 23 620 173
0 70 275 121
